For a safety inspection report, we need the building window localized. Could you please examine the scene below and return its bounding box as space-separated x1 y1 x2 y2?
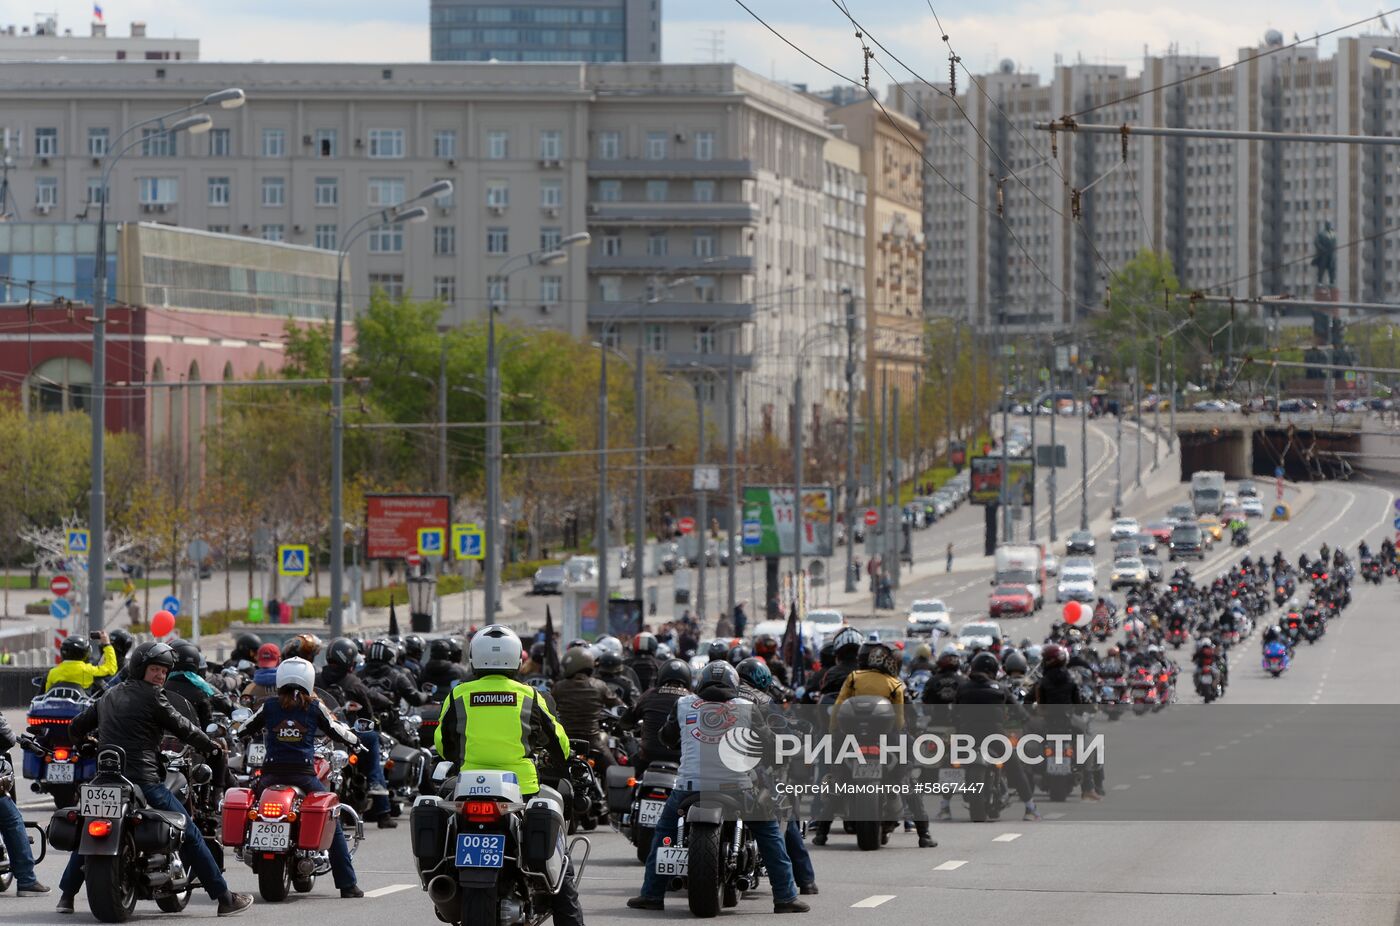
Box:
598 275 622 301
142 127 175 158
693 180 716 203
368 177 406 208
540 227 562 250
433 129 457 159
645 324 667 352
261 224 285 242
434 178 455 208
695 379 716 402
486 227 509 254
598 180 621 202
314 176 339 206
433 225 456 255
540 180 562 208
208 176 230 206
138 177 178 204
314 128 337 158
368 223 404 253
693 232 715 258
314 224 338 250
486 130 509 160
646 132 667 160
601 327 622 350
86 178 106 204
34 177 57 206
368 128 405 158
208 128 231 157
601 232 622 256
695 325 716 354
645 180 668 202
647 230 668 257
694 275 716 302
207 224 230 234
539 130 561 160
597 131 621 160
369 273 405 299
486 180 509 208
27 357 91 414
434 275 456 302
694 131 715 160
87 127 108 158
261 176 286 207
487 276 508 304
540 276 562 304
34 127 58 158
261 128 285 158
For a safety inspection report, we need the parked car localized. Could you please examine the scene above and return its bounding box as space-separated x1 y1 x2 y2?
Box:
531 564 565 595
564 555 598 584
1065 530 1096 556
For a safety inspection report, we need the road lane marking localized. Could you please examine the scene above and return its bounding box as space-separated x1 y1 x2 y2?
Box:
1112 784 1130 791
365 884 416 898
1200 751 1212 756
1182 760 1196 766
1161 768 1176 774
852 895 896 908
933 860 968 871
1043 812 1066 819
1137 774 1153 780
992 833 1022 842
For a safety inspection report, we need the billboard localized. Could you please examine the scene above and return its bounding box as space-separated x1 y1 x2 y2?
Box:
969 456 1034 506
365 494 452 560
741 486 836 557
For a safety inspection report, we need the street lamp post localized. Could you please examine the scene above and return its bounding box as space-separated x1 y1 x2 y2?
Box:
88 89 243 634
844 290 859 594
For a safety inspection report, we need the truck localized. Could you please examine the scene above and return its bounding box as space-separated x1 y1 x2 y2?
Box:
992 544 1045 611
1190 470 1226 515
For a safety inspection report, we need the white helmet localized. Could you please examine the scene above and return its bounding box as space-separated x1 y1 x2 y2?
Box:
470 625 523 673
275 657 316 696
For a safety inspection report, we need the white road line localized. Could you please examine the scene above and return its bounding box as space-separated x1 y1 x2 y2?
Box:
992 833 1022 842
1161 768 1176 774
1182 760 1196 766
1199 751 1212 756
18 800 52 810
933 860 968 871
364 884 416 899
1111 784 1131 791
851 895 896 908
1137 774 1153 780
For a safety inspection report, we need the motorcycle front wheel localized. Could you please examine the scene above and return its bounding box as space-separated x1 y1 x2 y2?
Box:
686 822 723 918
853 820 881 851
87 840 139 923
258 855 292 902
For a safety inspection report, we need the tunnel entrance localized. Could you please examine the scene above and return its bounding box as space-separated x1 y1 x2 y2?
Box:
1178 429 1251 481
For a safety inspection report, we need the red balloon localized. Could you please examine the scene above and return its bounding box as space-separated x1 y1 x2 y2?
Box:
150 610 176 637
1063 601 1084 625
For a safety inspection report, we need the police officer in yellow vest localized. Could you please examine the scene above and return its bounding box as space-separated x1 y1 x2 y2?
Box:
46 631 117 692
433 625 584 926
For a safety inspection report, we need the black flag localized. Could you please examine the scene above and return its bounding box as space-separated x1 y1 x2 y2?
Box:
388 594 400 638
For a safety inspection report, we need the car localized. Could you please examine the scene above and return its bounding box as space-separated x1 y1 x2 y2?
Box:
1111 557 1149 590
1169 523 1205 561
805 609 846 639
907 599 952 639
1197 514 1224 542
1135 533 1158 555
1113 539 1139 559
1056 565 1097 603
1145 521 1174 544
1220 504 1246 524
1065 530 1096 556
988 581 1035 617
956 619 1005 649
1109 518 1141 541
1140 555 1164 583
1043 552 1060 577
531 564 565 595
564 555 598 584
1238 481 1259 498
1242 497 1265 518
1166 503 1195 523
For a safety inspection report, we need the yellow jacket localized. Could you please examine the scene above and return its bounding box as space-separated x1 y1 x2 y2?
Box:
45 645 118 691
830 669 906 732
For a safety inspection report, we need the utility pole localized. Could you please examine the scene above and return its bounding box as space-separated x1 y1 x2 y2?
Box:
695 384 707 625
876 375 887 609
844 291 858 594
1152 334 1162 471
891 385 901 589
911 368 922 487
437 339 448 494
1168 333 1177 460
1134 371 1143 489
1114 379 1124 514
999 325 1011 543
726 337 738 619
633 337 645 606
1049 346 1058 542
1028 383 1038 543
943 362 954 469
597 338 610 626
793 375 804 617
1079 354 1089 531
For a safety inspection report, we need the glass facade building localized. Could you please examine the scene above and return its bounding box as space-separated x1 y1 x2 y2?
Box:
0 222 116 305
430 0 660 63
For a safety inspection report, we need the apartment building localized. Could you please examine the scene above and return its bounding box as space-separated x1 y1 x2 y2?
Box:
430 0 660 62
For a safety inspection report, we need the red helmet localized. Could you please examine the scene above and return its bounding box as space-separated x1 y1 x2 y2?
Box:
753 634 779 659
1041 643 1067 668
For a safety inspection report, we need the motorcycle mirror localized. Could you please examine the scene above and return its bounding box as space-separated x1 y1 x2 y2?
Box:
231 707 252 723
204 723 222 736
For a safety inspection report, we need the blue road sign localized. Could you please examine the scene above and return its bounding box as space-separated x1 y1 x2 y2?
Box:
417 527 446 557
65 529 90 555
50 598 72 620
162 595 181 616
278 545 310 577
742 519 762 547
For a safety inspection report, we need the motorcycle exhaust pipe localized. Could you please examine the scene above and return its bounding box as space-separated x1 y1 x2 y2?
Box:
427 874 459 907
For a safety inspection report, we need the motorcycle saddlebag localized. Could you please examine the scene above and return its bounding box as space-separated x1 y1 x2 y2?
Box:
220 788 255 847
47 809 80 853
132 809 184 854
410 797 452 861
296 792 340 851
522 794 566 888
604 764 635 815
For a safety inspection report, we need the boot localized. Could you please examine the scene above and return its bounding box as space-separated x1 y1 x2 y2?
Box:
916 821 936 848
810 821 829 846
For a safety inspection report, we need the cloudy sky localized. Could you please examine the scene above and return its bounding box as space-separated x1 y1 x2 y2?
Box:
25 0 1394 85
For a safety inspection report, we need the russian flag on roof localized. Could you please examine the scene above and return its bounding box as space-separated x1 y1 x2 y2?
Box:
93 3 104 22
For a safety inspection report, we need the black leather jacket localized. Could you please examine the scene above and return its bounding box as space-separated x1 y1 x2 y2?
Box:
551 674 622 741
360 661 428 707
164 673 234 729
316 664 391 722
622 683 688 763
419 659 470 695
71 679 215 784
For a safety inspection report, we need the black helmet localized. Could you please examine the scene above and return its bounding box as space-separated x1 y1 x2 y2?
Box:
447 636 466 663
936 645 961 671
60 635 91 661
706 640 730 663
528 642 548 664
428 637 453 661
658 658 692 689
561 647 595 678
597 651 623 674
128 641 175 679
326 637 360 669
169 638 202 672
631 632 658 655
233 632 263 662
108 628 135 664
367 638 396 665
735 656 772 691
727 644 752 666
402 635 425 661
969 652 1001 678
696 661 739 690
1002 651 1029 675
858 642 900 676
818 642 836 669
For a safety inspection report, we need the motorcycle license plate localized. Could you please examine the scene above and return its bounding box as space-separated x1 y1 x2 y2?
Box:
851 763 883 780
245 744 266 767
939 768 965 785
637 800 665 827
46 761 74 783
248 821 290 852
655 846 688 877
80 786 123 820
1046 759 1072 776
455 833 506 868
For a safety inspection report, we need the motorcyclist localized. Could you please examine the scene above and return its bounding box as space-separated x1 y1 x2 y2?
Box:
318 638 395 827
906 643 936 675
419 637 470 693
626 632 661 692
242 642 283 702
432 625 585 926
753 634 791 687
596 651 642 708
107 628 135 676
1029 643 1099 801
0 713 50 896
550 647 622 767
705 639 731 664
282 632 323 664
45 631 117 692
621 658 691 774
920 645 965 718
165 639 234 729
400 634 426 680
239 657 365 898
816 627 863 702
626 662 809 914
594 635 641 690
359 638 428 715
1192 637 1228 692
56 642 253 917
230 632 263 669
941 651 1039 822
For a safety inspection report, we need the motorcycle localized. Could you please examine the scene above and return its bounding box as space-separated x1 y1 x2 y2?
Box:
1282 612 1303 645
657 791 764 916
46 745 196 921
1032 737 1079 802
1129 667 1160 715
24 681 96 808
1262 641 1291 677
608 760 679 863
1165 625 1189 650
219 743 363 901
822 696 904 848
1302 610 1324 644
1097 675 1128 721
410 764 591 926
1 740 47 891
1194 663 1222 703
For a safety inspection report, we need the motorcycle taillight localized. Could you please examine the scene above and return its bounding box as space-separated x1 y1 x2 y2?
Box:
462 800 503 823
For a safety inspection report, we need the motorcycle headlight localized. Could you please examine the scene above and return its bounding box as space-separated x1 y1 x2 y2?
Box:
331 749 349 771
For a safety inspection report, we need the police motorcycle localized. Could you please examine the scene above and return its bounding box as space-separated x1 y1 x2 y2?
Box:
411 761 591 926
2 736 47 890
24 680 97 808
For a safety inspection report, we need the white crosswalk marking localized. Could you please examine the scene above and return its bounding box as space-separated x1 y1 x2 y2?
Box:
992 833 1021 842
851 895 896 908
933 860 967 871
365 883 416 899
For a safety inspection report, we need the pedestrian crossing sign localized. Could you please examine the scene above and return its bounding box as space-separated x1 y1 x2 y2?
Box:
452 524 485 560
417 527 446 557
66 529 90 555
277 544 310 577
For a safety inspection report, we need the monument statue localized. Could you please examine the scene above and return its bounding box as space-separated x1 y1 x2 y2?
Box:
1312 220 1337 287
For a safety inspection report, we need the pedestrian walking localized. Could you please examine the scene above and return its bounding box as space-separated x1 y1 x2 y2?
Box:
945 542 954 573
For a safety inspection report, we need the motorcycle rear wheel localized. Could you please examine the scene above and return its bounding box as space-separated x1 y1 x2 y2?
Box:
686 823 723 918
0 863 13 893
87 841 139 923
853 820 881 851
258 856 292 902
50 784 77 810
1046 776 1074 802
633 825 654 864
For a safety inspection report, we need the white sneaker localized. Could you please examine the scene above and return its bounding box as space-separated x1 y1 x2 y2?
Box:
368 783 390 796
